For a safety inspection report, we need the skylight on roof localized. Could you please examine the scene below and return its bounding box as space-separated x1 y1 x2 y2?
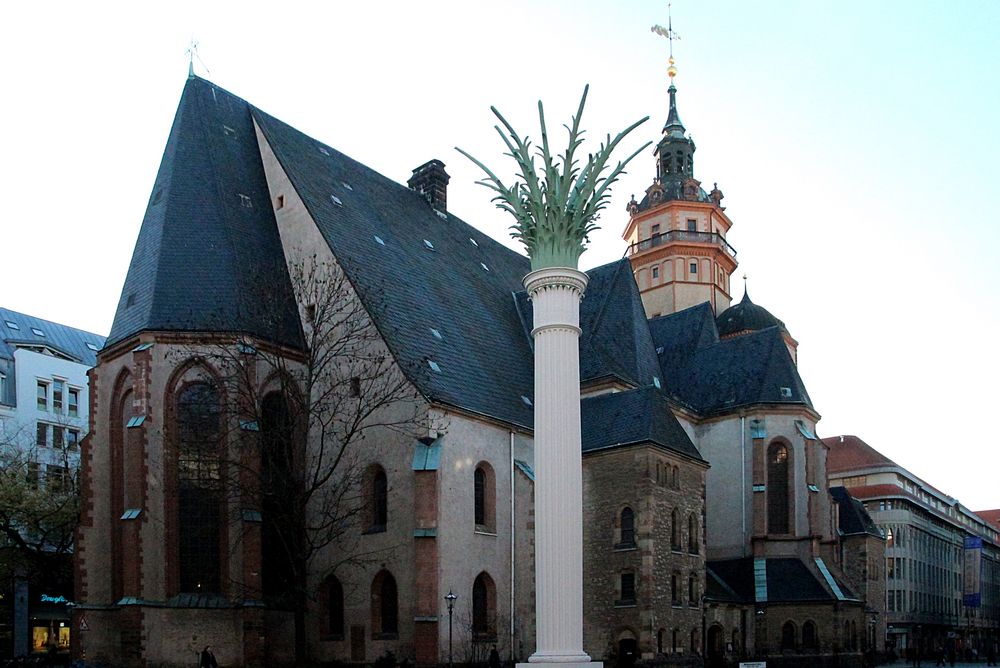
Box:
435 210 448 220
423 239 435 251
428 360 441 373
480 263 490 272
521 395 533 407
31 328 45 337
318 146 330 156
341 182 353 191
4 321 19 330
330 195 343 206
653 376 661 389
430 328 443 340
374 236 385 246
86 342 99 351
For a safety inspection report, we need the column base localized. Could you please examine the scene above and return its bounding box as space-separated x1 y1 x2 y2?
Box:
519 657 601 668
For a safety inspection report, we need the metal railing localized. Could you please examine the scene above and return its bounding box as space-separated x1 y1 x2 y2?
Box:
627 229 737 258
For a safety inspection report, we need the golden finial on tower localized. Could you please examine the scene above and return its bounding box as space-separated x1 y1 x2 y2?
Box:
651 3 681 83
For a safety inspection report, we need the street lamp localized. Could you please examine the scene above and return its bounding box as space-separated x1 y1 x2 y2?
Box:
445 590 458 668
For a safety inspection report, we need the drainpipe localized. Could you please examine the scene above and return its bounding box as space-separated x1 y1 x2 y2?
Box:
741 414 747 555
510 430 516 659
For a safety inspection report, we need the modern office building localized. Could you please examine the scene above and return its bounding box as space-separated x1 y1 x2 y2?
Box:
827 435 1000 657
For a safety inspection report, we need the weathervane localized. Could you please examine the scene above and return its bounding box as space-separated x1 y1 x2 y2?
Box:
185 39 210 78
651 3 681 83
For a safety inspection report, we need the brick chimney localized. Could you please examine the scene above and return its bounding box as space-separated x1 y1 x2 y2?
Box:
407 159 450 212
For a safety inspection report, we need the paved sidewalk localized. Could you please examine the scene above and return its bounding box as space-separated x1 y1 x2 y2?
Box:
885 661 999 668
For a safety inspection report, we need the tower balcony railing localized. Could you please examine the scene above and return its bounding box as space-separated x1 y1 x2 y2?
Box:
627 229 737 258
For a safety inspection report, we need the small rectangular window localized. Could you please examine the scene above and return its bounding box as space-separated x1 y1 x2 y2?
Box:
276 194 285 210
68 388 80 417
67 429 80 451
651 224 660 236
689 262 698 275
53 380 64 413
652 266 659 279
36 422 47 447
37 381 49 411
687 219 697 231
620 573 636 604
52 426 64 449
349 377 361 398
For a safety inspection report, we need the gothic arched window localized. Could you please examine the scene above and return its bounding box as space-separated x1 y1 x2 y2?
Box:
767 442 790 534
671 508 681 550
474 463 496 532
781 621 796 651
366 464 388 532
688 513 699 554
323 574 344 638
177 381 222 593
472 571 497 639
802 620 817 650
261 392 296 600
372 570 398 637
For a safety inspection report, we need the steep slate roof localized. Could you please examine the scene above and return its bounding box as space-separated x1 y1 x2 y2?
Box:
581 386 703 462
648 302 718 378
252 104 539 428
106 77 303 350
651 315 813 415
708 557 852 604
1 307 106 365
830 486 884 538
824 435 895 473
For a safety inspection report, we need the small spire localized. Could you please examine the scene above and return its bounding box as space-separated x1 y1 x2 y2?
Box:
652 5 685 136
742 274 750 302
185 39 210 79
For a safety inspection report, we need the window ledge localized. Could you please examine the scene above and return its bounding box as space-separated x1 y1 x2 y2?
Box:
614 600 637 608
614 543 637 552
474 528 497 537
363 525 387 535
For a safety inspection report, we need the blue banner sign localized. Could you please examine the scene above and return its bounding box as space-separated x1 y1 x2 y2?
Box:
963 536 982 607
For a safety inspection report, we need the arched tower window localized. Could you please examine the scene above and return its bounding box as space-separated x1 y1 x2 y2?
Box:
474 462 496 532
781 621 796 650
371 570 398 637
688 513 699 554
110 381 132 602
802 620 817 650
472 571 497 639
767 442 790 534
619 507 635 548
261 391 296 600
176 381 222 593
322 574 344 638
671 508 680 550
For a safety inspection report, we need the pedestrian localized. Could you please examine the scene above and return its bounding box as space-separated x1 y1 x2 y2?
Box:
200 645 218 668
489 644 501 668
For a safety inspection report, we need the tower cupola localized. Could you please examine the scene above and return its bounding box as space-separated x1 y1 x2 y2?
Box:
655 83 696 181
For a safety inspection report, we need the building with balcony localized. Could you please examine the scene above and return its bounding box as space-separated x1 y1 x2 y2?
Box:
827 435 1000 658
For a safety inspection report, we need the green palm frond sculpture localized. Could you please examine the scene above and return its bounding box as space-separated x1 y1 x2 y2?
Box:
457 85 650 270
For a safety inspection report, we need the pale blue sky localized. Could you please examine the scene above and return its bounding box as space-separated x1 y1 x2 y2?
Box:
2 1 997 508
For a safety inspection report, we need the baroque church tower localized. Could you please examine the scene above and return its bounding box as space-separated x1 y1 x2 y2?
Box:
623 57 737 319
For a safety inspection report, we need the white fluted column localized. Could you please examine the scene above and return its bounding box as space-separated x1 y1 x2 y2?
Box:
520 267 600 668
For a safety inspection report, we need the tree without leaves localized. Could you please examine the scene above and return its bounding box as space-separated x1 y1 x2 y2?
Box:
0 421 79 591
170 257 429 666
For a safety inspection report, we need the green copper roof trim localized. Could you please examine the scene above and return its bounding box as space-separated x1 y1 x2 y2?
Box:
120 508 142 520
412 437 443 471
132 342 154 352
413 528 437 538
814 557 847 601
240 420 260 432
750 420 766 439
753 558 768 603
514 459 535 481
126 415 146 428
795 420 818 440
